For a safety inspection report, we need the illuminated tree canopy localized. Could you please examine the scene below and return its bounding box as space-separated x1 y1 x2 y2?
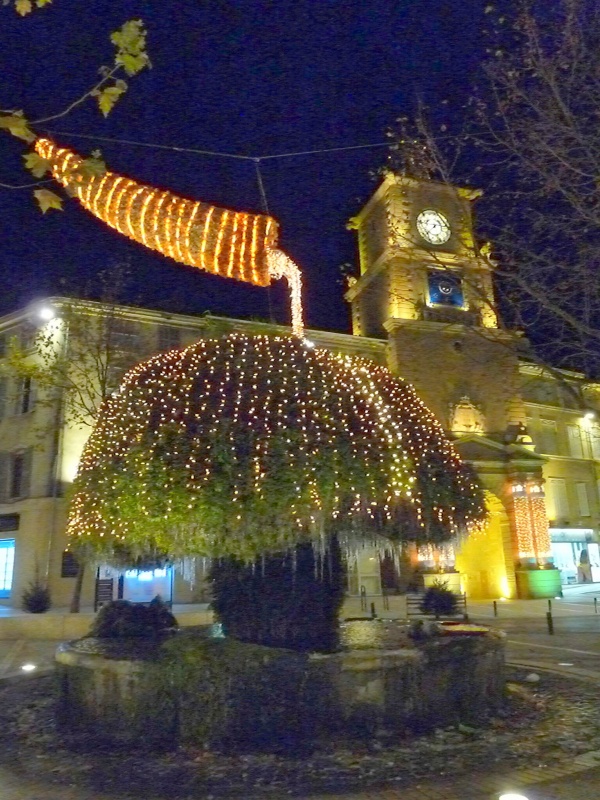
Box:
67 334 485 564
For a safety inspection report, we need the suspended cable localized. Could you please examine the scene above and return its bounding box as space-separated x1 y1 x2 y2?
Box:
258 142 389 160
41 128 393 162
40 128 252 161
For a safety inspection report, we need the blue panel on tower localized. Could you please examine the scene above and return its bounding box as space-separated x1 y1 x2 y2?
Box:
428 271 464 307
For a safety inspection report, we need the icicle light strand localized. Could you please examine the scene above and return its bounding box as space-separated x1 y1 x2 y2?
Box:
67 334 486 564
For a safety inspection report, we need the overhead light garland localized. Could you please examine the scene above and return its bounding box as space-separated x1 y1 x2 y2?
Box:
34 138 304 336
67 334 486 564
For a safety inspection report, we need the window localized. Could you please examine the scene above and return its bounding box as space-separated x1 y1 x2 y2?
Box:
106 363 125 395
567 424 584 458
17 323 35 351
427 270 464 308
538 419 558 454
0 539 15 598
547 478 570 520
8 449 32 500
591 427 600 460
0 514 19 532
158 325 181 352
108 318 140 353
0 377 6 421
576 483 591 517
61 550 79 578
14 376 34 415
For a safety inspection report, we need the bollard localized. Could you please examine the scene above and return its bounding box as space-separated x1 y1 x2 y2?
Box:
595 597 598 615
548 599 552 613
546 610 554 635
493 600 498 617
370 602 377 619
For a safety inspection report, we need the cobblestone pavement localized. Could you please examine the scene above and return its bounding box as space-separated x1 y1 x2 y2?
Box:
2 763 599 800
2 588 600 799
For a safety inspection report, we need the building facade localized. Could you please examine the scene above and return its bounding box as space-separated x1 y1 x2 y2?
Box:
1 172 599 607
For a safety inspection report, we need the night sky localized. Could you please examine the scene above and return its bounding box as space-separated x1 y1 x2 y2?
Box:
0 0 489 332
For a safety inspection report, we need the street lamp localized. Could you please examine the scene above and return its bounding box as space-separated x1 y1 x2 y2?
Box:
37 305 56 322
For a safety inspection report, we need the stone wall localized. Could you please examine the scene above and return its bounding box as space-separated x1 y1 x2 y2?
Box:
56 629 505 750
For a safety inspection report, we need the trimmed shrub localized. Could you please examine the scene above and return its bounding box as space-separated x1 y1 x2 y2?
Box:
420 580 458 619
22 578 51 613
210 536 346 653
90 596 178 639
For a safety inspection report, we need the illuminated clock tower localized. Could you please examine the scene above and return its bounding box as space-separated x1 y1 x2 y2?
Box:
346 172 560 600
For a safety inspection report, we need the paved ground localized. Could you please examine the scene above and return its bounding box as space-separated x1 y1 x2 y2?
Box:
2 585 600 799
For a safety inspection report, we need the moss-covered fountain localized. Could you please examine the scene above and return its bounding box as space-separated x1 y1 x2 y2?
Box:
57 333 504 751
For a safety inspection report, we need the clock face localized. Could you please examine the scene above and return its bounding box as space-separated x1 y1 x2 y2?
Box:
416 209 451 245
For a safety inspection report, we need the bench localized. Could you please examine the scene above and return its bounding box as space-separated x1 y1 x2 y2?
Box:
406 591 469 621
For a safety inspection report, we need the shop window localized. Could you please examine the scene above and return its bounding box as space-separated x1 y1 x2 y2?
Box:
0 539 15 598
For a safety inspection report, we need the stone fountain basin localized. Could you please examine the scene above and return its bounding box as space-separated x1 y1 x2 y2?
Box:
55 621 506 748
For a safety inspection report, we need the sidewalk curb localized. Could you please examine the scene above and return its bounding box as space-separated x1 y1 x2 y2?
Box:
507 658 600 684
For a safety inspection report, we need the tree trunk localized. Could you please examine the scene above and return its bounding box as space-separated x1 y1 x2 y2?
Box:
69 561 85 613
210 536 346 653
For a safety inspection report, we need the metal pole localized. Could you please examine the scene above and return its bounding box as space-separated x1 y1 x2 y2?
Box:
548 599 552 613
493 600 498 617
595 597 598 615
360 585 367 612
546 610 554 635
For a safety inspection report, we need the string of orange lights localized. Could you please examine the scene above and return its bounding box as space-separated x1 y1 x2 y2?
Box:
34 138 305 336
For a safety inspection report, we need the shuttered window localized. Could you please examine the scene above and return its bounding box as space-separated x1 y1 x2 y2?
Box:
567 425 584 458
0 453 8 503
539 419 558 454
0 377 6 421
576 483 591 517
8 449 32 500
547 478 570 520
591 427 600 460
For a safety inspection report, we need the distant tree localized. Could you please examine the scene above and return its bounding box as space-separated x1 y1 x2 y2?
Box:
0 9 150 211
3 266 145 431
2 266 151 612
472 0 600 375
390 0 600 377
